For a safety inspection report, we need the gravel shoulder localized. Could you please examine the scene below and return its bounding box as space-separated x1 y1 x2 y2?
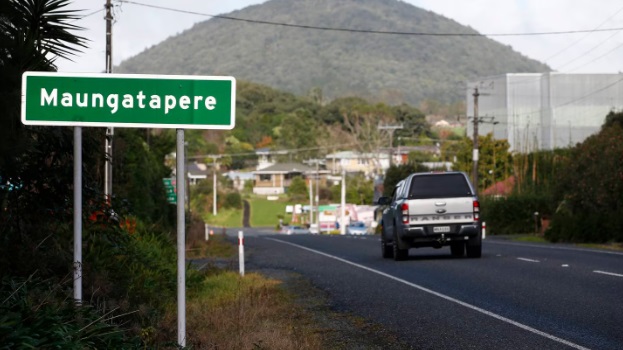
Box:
258 268 415 350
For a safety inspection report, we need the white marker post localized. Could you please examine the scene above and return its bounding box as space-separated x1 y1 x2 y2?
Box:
204 223 209 241
482 221 487 239
238 231 245 277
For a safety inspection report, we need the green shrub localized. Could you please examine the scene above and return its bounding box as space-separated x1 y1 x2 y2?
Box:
480 194 553 235
546 209 623 243
546 121 623 243
223 192 242 209
0 277 141 349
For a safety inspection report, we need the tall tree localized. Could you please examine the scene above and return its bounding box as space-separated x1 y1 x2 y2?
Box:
276 108 320 161
1 0 87 169
0 0 90 277
451 134 512 191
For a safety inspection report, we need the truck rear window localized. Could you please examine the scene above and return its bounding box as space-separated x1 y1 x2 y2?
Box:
408 174 473 199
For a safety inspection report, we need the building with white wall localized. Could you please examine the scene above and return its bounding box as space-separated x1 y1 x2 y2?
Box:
466 73 623 152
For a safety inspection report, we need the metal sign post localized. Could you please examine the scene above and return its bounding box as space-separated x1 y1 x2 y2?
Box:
176 129 186 347
73 127 82 304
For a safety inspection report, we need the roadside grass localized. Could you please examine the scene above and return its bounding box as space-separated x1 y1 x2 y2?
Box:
178 271 321 349
200 195 292 228
187 232 236 259
508 234 549 243
203 207 243 227
163 229 322 349
249 196 290 228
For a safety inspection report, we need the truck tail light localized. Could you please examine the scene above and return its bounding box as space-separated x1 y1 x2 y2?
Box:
473 200 480 221
401 203 409 224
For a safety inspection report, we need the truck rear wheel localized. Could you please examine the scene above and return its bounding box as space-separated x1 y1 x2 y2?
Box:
393 229 408 261
381 230 393 259
450 242 465 257
466 234 482 258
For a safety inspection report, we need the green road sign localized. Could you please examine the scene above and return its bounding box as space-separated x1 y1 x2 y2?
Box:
21 72 236 129
163 178 177 204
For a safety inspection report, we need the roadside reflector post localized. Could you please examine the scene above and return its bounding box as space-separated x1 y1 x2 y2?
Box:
482 221 487 239
238 231 245 277
204 223 209 241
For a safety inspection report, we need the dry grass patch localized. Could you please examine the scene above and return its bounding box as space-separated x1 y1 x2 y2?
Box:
159 272 322 349
187 232 236 259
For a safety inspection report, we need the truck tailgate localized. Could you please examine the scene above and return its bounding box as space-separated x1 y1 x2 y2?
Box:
407 197 475 225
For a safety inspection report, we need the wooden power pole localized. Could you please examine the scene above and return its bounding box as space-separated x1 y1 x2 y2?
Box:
472 87 480 193
104 0 114 200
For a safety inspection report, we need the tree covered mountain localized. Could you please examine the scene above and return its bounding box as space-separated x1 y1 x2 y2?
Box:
117 0 550 106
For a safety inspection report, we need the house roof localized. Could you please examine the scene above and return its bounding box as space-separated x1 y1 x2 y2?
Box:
255 148 288 155
253 162 318 174
187 162 209 177
325 151 389 159
482 176 516 196
224 171 254 180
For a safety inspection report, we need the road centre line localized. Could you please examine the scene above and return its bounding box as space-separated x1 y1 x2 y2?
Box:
266 238 590 350
517 257 540 263
594 270 623 278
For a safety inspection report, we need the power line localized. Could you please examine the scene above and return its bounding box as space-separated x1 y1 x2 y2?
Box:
557 30 623 71
70 8 104 22
117 0 623 37
544 4 623 63
569 39 623 73
187 142 360 160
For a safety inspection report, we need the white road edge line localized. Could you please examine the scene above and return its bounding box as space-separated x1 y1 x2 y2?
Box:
486 240 623 256
517 257 540 263
594 270 623 278
266 238 590 350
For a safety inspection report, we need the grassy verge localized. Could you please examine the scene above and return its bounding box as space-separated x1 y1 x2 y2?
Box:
187 232 236 259
507 234 549 243
160 271 322 349
203 207 243 227
162 230 322 348
200 195 289 228
248 196 290 227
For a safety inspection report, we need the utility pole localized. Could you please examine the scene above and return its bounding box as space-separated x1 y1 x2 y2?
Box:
104 0 114 201
340 167 346 235
472 88 480 194
315 160 320 231
209 155 221 216
308 176 313 225
378 124 403 168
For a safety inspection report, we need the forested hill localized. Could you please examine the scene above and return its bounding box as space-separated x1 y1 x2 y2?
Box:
116 0 550 106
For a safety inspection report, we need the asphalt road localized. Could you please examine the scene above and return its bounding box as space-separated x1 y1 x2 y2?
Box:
233 229 623 350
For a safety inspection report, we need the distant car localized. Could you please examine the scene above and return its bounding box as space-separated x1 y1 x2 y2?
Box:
346 221 368 235
309 223 319 234
281 225 310 235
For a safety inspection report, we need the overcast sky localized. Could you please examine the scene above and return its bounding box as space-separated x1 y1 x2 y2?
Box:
57 0 623 74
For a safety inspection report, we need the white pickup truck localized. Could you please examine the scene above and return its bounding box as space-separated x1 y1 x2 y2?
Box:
377 171 482 261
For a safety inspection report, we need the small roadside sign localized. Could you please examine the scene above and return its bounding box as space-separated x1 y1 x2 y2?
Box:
163 178 177 204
